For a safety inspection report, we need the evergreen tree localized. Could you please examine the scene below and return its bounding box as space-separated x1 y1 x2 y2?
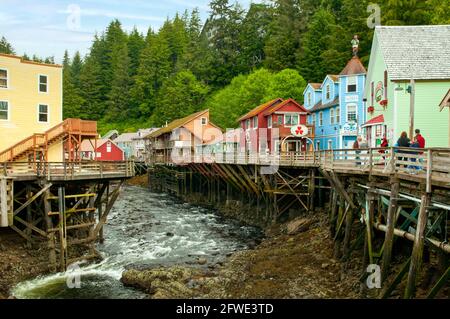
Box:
0 36 15 54
131 33 171 117
264 0 302 71
107 44 133 120
71 51 83 88
127 27 146 77
382 0 431 25
151 71 209 125
62 50 85 118
426 0 450 24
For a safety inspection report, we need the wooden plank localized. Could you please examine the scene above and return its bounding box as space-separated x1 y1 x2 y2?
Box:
13 183 52 216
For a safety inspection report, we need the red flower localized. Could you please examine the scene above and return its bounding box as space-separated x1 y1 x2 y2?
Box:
368 106 375 113
380 99 388 107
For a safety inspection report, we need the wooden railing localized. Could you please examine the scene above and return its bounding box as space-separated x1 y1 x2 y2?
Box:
0 161 134 180
0 118 98 162
149 147 450 188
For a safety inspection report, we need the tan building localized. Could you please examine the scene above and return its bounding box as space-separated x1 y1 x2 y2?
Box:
0 53 97 162
146 110 222 164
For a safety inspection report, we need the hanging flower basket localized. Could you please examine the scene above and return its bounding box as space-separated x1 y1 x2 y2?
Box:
367 106 375 113
380 99 388 107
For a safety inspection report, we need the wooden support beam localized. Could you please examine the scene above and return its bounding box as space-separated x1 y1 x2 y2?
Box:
92 182 122 239
426 265 450 299
381 178 400 282
404 193 430 299
13 183 52 216
379 257 411 299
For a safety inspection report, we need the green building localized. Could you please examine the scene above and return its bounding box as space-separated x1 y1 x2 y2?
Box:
363 25 450 148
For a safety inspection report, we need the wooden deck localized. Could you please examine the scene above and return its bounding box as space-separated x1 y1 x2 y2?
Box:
150 147 450 191
0 161 135 181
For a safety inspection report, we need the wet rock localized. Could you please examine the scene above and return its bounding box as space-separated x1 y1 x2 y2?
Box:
165 232 174 237
197 258 207 265
286 217 314 235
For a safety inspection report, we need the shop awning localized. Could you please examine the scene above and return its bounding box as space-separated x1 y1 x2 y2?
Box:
362 115 384 127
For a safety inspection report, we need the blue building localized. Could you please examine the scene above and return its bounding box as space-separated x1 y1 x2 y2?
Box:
303 56 367 150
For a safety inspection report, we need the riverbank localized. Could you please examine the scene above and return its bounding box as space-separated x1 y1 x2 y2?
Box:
0 229 50 299
122 212 363 299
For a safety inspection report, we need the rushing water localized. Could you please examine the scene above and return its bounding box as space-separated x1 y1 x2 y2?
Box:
12 186 262 299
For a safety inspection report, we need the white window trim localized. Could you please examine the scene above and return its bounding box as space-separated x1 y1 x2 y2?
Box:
312 113 316 126
307 92 312 106
330 108 335 125
0 100 10 121
37 103 49 123
346 103 358 123
319 111 324 126
0 68 9 89
267 115 272 128
284 114 299 127
325 84 331 100
336 107 341 124
253 116 258 130
246 119 251 130
201 117 207 125
328 140 333 150
346 76 358 93
38 74 49 94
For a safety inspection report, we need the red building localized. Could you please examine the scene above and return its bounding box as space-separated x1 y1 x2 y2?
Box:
80 138 125 161
237 98 313 154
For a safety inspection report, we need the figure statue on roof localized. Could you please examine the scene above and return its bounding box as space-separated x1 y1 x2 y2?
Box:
351 35 359 57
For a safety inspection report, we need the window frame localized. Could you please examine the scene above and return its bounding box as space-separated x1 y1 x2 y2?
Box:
267 115 272 128
37 103 49 123
253 116 258 129
0 100 10 121
346 104 357 123
311 113 316 126
38 74 49 93
284 113 299 127
326 84 331 100
201 117 207 125
319 111 323 126
307 92 312 106
330 108 335 125
0 68 9 89
346 76 357 93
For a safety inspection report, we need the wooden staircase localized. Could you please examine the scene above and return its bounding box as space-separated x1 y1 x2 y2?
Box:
0 118 97 162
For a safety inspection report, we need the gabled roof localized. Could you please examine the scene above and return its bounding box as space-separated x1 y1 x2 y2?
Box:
303 83 322 95
115 132 138 143
146 110 215 139
237 98 283 122
362 115 384 127
340 56 367 76
262 98 307 116
375 25 450 80
80 139 119 152
310 97 339 112
439 89 450 111
320 75 339 88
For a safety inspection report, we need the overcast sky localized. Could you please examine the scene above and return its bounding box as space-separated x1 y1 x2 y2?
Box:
1 0 261 63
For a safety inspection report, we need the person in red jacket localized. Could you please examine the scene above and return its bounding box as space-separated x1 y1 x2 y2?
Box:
415 129 426 149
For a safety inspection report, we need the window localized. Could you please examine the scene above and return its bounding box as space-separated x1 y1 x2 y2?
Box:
38 104 49 122
106 142 112 153
277 115 283 125
326 85 331 100
312 113 316 126
39 75 48 93
0 101 8 120
284 114 299 126
253 116 258 129
336 107 340 123
267 116 272 128
330 108 335 124
246 119 250 129
347 104 357 122
316 141 320 151
0 69 8 88
328 140 333 150
347 76 357 92
307 92 312 106
201 117 207 125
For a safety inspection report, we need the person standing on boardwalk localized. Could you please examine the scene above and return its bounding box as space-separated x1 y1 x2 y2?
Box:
353 136 362 165
396 131 411 167
414 129 426 149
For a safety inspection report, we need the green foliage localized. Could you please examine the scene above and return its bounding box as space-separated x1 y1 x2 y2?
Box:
208 68 307 128
150 71 209 126
0 36 15 54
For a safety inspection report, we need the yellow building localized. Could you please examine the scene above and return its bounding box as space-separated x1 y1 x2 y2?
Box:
0 53 64 161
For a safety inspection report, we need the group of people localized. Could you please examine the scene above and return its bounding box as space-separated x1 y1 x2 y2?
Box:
351 129 426 170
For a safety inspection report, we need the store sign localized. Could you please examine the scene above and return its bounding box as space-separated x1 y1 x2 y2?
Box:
291 124 309 137
375 81 384 103
345 95 358 102
341 122 358 136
